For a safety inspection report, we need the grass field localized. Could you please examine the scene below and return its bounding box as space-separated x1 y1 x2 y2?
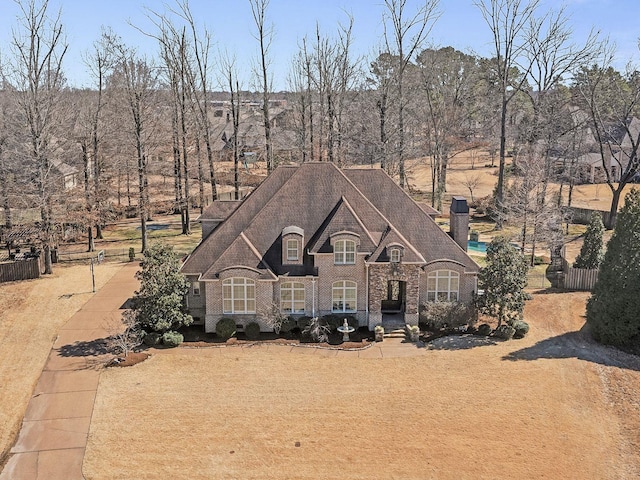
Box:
83 292 640 480
0 262 123 465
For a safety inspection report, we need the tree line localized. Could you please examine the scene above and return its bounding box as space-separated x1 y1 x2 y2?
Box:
1 0 639 273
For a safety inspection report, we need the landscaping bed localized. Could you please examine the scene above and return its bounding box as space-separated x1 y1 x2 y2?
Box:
177 325 373 350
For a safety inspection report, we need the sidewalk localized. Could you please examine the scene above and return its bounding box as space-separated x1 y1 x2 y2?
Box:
0 263 140 480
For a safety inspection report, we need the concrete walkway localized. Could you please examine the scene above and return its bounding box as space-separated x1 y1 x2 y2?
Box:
0 263 140 480
1 262 426 479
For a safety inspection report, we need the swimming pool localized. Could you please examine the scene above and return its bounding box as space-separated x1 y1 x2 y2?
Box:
467 240 521 254
467 240 487 253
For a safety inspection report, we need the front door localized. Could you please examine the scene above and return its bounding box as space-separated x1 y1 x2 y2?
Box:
381 280 405 313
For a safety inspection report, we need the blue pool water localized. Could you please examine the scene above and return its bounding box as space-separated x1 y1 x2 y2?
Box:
467 240 521 253
467 240 487 253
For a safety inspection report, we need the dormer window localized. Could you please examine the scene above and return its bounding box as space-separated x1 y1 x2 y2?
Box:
282 226 304 265
287 239 299 261
387 242 404 264
334 239 356 265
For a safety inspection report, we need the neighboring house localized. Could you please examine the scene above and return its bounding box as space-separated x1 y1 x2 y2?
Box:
180 162 479 332
554 111 640 184
50 157 81 190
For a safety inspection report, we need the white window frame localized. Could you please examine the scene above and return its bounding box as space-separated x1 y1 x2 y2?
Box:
222 277 256 314
390 248 401 263
286 239 299 261
426 270 459 302
332 280 357 313
280 281 305 314
192 281 201 296
334 239 356 265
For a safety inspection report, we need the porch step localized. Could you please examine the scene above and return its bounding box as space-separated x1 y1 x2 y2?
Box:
383 328 406 339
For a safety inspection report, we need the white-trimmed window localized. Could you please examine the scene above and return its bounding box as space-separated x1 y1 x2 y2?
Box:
427 270 459 302
222 277 256 314
332 280 357 312
390 248 401 263
192 281 201 296
334 239 356 265
286 239 299 261
280 281 305 313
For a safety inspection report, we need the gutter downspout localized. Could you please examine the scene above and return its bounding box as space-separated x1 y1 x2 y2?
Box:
311 277 316 318
365 262 369 327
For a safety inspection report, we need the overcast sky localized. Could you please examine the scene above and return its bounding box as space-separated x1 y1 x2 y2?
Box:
1 0 638 90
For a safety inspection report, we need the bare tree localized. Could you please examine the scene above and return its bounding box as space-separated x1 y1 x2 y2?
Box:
106 35 158 253
475 0 540 223
574 46 640 229
462 173 482 204
220 52 242 200
250 0 274 173
8 0 68 274
417 46 480 209
382 0 440 188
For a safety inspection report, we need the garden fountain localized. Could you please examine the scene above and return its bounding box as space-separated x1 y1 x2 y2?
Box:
336 318 355 342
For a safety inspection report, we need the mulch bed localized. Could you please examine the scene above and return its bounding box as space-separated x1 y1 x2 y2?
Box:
108 352 150 367
178 325 373 350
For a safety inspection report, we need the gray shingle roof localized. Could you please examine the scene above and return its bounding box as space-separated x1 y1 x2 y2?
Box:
181 162 479 278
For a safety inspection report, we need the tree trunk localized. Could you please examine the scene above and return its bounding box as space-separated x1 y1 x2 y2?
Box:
606 189 622 229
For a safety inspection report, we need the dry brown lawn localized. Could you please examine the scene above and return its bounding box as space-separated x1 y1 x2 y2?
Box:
84 292 640 480
406 153 638 212
0 262 123 463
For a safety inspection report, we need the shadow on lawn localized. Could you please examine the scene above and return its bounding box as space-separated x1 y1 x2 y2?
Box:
425 334 499 350
503 326 640 372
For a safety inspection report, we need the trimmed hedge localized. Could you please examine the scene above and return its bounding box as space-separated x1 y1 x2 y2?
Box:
296 316 312 331
143 331 162 346
216 317 236 340
512 320 530 339
162 331 184 347
245 322 261 340
476 323 492 336
280 316 297 334
494 324 516 340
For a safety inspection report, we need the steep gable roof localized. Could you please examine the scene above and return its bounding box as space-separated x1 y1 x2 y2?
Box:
344 168 478 272
182 162 479 278
308 197 379 254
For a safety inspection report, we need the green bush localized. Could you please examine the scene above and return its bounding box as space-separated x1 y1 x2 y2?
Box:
216 317 236 340
494 324 516 340
245 322 261 340
280 316 297 334
142 331 162 346
297 316 312 331
162 330 184 347
512 320 530 339
476 323 492 336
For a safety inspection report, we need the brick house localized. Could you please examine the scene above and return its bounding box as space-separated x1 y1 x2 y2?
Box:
180 162 479 332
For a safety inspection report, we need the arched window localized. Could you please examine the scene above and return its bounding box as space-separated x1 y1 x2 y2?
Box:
426 270 459 302
334 239 356 265
389 248 401 263
332 280 357 312
280 282 305 314
222 278 256 314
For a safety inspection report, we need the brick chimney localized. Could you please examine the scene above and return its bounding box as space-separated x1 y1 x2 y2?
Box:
449 196 469 251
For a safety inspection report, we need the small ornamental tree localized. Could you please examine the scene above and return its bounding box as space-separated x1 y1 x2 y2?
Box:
574 212 605 269
586 188 640 347
131 243 193 333
475 237 531 328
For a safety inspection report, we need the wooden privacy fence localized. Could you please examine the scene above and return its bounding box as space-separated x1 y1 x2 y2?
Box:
560 252 599 291
0 258 41 283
